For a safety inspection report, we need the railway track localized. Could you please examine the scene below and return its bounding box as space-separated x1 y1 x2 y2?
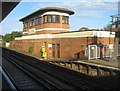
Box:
2 56 47 90
2 47 119 90
2 49 86 90
2 55 81 90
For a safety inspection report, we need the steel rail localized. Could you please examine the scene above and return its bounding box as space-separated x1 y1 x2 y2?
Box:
2 54 59 90
2 53 68 91
0 66 18 91
3 50 92 90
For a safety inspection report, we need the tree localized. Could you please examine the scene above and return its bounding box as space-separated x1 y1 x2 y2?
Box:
2 31 22 42
11 31 22 40
103 24 111 31
79 27 89 31
3 34 12 42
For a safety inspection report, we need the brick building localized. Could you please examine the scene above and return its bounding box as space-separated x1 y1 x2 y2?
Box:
10 7 115 60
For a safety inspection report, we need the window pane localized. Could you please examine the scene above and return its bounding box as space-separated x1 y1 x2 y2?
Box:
36 17 42 25
39 17 42 24
43 15 60 23
36 18 39 25
62 16 69 24
24 21 28 28
32 19 34 26
48 15 52 22
44 16 47 23
30 19 34 26
56 15 60 22
52 15 56 22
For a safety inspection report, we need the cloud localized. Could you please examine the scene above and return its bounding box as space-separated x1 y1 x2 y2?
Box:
2 1 119 35
32 1 118 18
62 2 118 11
34 2 118 11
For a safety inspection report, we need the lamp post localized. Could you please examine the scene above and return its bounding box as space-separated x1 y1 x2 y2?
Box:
110 15 120 61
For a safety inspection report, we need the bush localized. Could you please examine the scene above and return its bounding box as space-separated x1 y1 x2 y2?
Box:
29 44 34 54
38 50 42 58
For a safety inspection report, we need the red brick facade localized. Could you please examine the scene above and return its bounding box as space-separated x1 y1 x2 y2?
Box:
10 35 114 59
10 7 115 60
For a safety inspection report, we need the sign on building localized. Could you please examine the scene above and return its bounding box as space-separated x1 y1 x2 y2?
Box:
28 29 36 34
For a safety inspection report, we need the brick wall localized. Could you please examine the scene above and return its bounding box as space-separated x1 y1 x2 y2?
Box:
10 36 114 59
22 15 69 35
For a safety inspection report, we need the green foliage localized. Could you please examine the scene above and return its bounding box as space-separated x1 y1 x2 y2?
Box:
79 27 89 31
2 31 22 42
11 31 22 40
2 41 6 47
3 34 12 42
29 44 34 54
38 50 42 58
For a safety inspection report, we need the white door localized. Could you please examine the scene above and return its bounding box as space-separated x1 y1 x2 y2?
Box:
88 45 98 60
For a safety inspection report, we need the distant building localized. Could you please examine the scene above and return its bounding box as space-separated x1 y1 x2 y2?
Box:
11 7 115 60
6 42 10 47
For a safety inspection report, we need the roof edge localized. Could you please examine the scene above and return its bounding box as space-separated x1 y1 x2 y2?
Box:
19 7 74 21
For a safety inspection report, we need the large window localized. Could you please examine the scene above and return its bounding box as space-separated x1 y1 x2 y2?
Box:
24 21 28 28
48 15 52 22
36 17 42 25
39 17 42 24
62 16 69 24
55 15 60 22
44 16 48 23
30 19 34 26
43 15 60 23
36 18 39 25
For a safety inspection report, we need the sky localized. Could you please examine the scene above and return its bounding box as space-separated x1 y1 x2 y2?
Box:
1 0 120 35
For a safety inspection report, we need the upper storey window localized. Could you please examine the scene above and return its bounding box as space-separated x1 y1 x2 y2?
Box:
48 15 52 22
62 16 69 24
36 18 39 25
44 16 48 23
30 19 34 26
52 15 59 23
24 21 28 28
36 17 42 25
43 15 60 23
